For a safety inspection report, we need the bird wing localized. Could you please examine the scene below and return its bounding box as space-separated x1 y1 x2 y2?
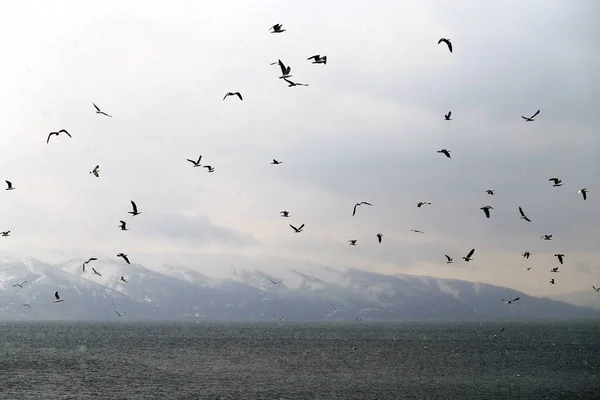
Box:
47 132 56 143
582 191 587 200
362 202 372 206
307 55 318 60
235 92 243 100
519 207 525 217
446 41 452 52
448 111 451 118
131 201 138 213
484 208 490 218
298 224 304 230
5 180 11 188
123 255 130 263
593 286 598 291
521 116 530 120
55 291 60 300
186 159 197 164
59 129 72 137
531 110 540 118
278 60 287 75
445 255 451 261
283 78 295 85
467 248 475 258
513 297 520 302
352 204 358 216
438 38 444 44
289 224 297 231
93 103 100 112
223 93 230 100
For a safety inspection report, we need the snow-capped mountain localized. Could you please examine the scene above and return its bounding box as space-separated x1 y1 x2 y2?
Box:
0 256 597 321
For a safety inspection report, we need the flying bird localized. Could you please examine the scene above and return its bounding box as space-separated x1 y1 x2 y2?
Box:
187 155 202 167
93 103 112 117
550 267 559 273
541 234 553 241
592 286 600 292
445 255 453 264
203 165 215 172
444 111 452 120
47 129 71 144
578 188 588 200
518 207 531 222
5 180 14 190
462 248 475 262
522 252 531 259
90 165 100 177
348 240 357 246
491 328 505 338
1 231 10 237
129 201 141 216
91 268 102 277
272 59 292 79
438 38 452 52
485 189 495 195
280 211 290 217
352 201 372 216
549 278 555 285
271 159 282 164
22 303 31 308
283 78 309 87
554 254 565 264
54 291 64 303
223 92 243 101
437 149 451 158
82 257 98 272
269 24 286 33
117 253 130 264
549 178 563 187
268 278 281 285
376 233 383 243
480 206 494 218
417 202 431 208
12 281 27 288
502 297 519 304
307 55 327 64
527 266 532 271
118 221 128 231
289 224 304 233
411 229 425 234
521 110 540 122
120 276 128 283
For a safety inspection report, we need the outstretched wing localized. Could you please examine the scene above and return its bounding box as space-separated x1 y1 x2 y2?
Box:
93 103 100 112
352 204 358 216
531 110 540 119
512 297 520 302
235 92 243 101
131 201 138 213
467 248 475 258
445 255 451 261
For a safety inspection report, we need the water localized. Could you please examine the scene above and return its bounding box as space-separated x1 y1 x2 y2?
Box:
0 321 598 399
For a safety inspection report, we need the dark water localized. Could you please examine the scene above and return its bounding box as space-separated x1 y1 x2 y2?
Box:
0 321 598 399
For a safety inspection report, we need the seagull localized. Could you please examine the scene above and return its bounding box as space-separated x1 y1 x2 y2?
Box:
54 291 64 303
521 110 540 122
502 297 519 304
352 201 372 216
527 266 532 271
445 255 454 264
47 129 71 144
90 165 100 177
82 257 98 272
128 201 141 216
271 159 282 164
280 211 290 217
578 188 588 200
118 220 128 231
330 303 343 310
491 328 505 338
518 206 531 222
93 103 112 117
592 286 600 292
289 224 304 233
437 149 451 158
91 268 102 277
114 311 124 317
283 78 309 87
223 92 243 101
272 59 292 79
444 111 452 121
5 180 14 190
485 189 495 195
1 231 10 237
376 233 383 243
307 55 327 64
522 252 531 259
348 240 357 246
411 229 425 234
550 267 559 273
117 253 131 264
462 248 475 262
438 38 452 52
268 278 281 285
549 278 555 285
187 155 202 167
541 234 553 241
269 24 286 33
203 165 215 172
12 281 27 288
554 254 565 264
22 303 31 308
549 178 563 187
480 206 494 218
120 276 128 283
417 202 431 208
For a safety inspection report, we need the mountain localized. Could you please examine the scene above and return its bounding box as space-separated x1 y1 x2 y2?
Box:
547 289 600 310
0 256 597 321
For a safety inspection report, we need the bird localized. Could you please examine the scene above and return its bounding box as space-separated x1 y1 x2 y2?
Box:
522 252 531 259
549 278 555 285
117 253 130 264
485 189 495 195
269 24 286 33
114 311 123 317
462 248 475 262
438 38 452 52
93 103 112 117
541 234 553 241
550 267 559 273
54 291 64 303
289 224 304 233
203 165 215 173
554 254 565 264
22 303 31 308
5 180 15 190
527 266 532 271
376 233 383 243
280 211 290 217
91 268 102 277
271 159 282 164
348 240 357 246
187 155 202 167
411 229 425 234
502 297 519 304
444 111 452 120
129 201 141 216
268 278 281 285
437 149 451 158
120 276 128 283
417 202 431 208
1 231 10 237
283 78 309 87
90 165 100 177
82 257 98 272
223 92 243 101
518 206 531 222
521 110 540 122
480 206 494 218
592 286 600 292
352 201 372 216
47 129 71 144
12 281 27 288
578 188 588 200
445 255 454 264
491 328 505 338
118 221 128 231
549 178 563 187
272 59 292 79
307 55 327 64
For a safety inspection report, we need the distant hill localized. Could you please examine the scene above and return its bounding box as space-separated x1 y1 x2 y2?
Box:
547 289 600 310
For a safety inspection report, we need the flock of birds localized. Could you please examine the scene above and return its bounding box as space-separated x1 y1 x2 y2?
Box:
3 23 598 320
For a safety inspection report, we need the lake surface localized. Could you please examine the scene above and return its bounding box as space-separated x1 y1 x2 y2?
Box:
0 321 598 399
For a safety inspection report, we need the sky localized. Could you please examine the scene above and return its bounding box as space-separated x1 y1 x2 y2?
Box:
0 0 597 297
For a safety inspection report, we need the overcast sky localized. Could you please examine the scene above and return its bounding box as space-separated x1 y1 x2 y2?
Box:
0 0 597 296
